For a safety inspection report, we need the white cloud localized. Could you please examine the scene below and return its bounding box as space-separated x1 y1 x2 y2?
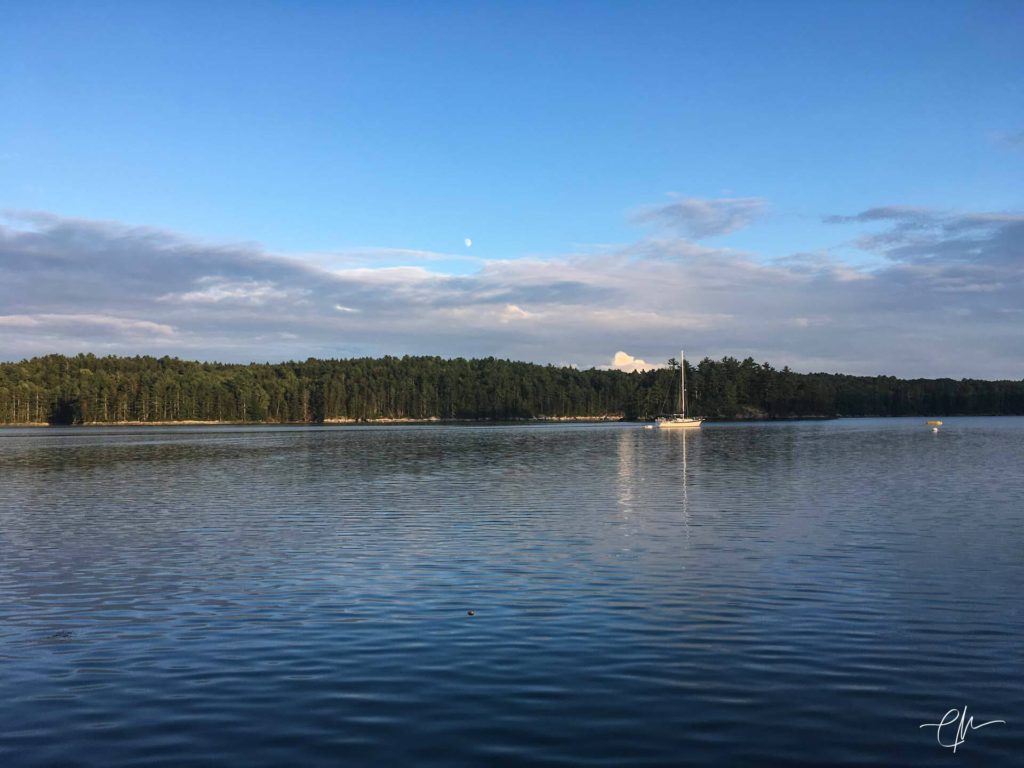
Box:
608 351 663 373
165 278 307 305
0 315 39 327
500 304 532 322
0 313 176 336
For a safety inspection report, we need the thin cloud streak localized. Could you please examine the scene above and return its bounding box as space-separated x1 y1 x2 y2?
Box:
634 196 767 239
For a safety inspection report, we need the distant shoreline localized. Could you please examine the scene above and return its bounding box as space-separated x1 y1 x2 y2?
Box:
0 415 629 428
9 414 1017 429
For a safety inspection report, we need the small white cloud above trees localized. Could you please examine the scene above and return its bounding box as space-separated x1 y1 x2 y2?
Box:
609 351 662 373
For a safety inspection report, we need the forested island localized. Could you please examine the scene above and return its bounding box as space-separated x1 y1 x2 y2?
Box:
1 353 1022 425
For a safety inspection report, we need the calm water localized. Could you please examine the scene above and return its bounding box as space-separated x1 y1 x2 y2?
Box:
1 419 1022 766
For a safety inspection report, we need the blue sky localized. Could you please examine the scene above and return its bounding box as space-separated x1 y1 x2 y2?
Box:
2 1 1023 376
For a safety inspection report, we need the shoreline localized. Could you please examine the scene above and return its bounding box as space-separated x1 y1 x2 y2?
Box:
2 414 1007 428
1 415 629 428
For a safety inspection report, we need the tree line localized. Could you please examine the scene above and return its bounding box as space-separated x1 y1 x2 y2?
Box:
0 353 1022 425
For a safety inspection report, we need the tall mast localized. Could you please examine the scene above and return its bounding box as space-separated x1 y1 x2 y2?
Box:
680 349 686 417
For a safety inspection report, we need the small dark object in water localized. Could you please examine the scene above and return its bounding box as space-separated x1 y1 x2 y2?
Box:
50 630 73 639
467 610 475 616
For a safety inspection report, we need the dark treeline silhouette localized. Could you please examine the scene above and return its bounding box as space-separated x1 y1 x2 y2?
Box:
0 353 1022 425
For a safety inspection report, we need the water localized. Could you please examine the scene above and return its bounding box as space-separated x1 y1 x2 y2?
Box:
1 419 1022 766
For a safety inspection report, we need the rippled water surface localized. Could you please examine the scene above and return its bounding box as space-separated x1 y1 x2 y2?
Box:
2 419 1022 766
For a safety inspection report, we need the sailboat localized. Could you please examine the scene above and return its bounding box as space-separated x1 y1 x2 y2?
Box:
656 350 704 429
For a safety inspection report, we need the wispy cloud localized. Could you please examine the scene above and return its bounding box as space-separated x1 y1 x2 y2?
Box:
1 206 1022 377
825 205 1024 265
634 196 767 239
991 128 1024 150
162 278 309 306
0 313 176 337
823 206 935 226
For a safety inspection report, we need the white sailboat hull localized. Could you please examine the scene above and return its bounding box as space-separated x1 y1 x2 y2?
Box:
656 416 703 429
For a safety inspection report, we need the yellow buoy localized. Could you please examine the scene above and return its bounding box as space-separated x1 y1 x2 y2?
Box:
926 420 943 426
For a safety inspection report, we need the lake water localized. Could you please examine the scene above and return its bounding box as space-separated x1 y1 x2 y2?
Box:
1 419 1022 766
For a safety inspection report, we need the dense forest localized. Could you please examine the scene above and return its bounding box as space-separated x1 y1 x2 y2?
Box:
0 353 1022 425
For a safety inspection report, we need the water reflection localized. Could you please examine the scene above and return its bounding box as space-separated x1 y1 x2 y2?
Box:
615 426 637 513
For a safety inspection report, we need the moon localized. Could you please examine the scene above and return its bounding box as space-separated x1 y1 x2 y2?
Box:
464 238 473 248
